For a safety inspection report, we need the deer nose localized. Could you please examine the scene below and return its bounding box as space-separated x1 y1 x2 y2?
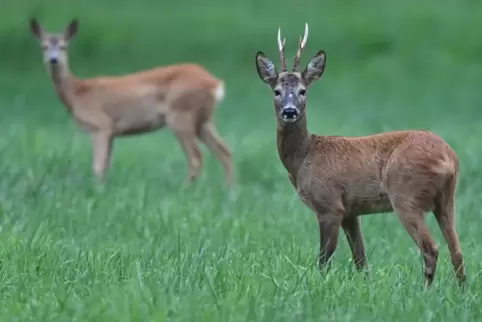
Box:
282 106 299 116
49 57 58 64
281 106 299 121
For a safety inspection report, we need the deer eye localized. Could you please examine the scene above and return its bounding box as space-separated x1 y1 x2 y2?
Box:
299 89 306 96
274 90 281 97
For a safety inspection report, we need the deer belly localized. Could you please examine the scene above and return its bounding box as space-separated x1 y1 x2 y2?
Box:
345 190 393 215
112 103 167 136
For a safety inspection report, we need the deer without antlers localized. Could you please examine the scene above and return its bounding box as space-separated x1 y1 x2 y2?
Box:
255 23 466 287
30 18 234 186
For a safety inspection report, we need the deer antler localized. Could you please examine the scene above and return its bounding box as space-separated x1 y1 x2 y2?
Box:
277 27 287 72
292 23 309 72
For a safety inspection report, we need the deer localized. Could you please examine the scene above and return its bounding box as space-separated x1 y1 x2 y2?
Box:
29 18 234 187
255 23 466 287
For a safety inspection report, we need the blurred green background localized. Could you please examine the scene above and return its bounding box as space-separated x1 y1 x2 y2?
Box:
1 0 482 320
2 0 482 131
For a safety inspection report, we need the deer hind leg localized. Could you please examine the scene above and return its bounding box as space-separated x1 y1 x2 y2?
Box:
166 101 204 186
433 176 466 286
386 160 445 287
342 217 369 275
198 122 234 186
91 131 114 181
393 206 439 287
173 130 203 185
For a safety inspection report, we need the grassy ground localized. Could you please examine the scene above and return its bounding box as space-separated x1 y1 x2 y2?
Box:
1 0 482 320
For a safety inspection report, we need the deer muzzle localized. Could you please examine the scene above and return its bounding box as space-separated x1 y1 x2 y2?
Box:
48 48 60 64
281 105 300 122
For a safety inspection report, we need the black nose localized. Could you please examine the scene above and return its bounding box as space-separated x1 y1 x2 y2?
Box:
282 107 299 119
49 58 58 64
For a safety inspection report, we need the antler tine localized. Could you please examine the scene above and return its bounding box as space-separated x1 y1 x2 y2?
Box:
300 22 309 49
277 27 287 72
292 22 309 72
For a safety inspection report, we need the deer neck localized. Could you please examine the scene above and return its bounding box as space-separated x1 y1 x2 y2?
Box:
47 62 78 113
277 112 312 180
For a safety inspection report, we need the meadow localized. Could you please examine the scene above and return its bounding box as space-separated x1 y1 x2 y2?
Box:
1 0 482 320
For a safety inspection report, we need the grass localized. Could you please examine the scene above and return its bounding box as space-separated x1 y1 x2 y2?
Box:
1 0 482 320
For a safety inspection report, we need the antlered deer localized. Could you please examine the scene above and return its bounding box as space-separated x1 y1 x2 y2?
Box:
255 23 466 286
30 18 234 186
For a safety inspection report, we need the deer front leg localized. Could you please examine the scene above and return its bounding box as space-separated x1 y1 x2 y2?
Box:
317 216 342 273
91 131 114 181
342 217 369 276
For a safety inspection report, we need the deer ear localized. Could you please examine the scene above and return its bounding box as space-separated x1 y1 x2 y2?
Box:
256 51 278 87
65 19 79 40
30 18 43 39
302 50 326 87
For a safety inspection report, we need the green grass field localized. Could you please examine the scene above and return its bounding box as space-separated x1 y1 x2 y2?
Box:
1 0 482 320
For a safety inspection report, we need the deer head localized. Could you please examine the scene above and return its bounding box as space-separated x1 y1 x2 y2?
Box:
255 23 326 123
30 18 79 67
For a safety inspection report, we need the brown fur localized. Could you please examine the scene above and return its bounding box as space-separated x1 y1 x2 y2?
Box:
30 18 234 186
256 24 466 287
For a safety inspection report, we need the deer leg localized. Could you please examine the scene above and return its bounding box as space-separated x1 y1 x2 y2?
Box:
433 182 466 286
342 217 369 274
174 130 203 185
198 122 234 187
91 131 114 181
395 208 439 287
317 217 342 273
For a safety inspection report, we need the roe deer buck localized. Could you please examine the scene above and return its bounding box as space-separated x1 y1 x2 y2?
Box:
30 18 234 186
255 23 466 287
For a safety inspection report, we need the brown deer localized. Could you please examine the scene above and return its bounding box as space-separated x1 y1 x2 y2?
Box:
30 18 234 186
255 23 466 287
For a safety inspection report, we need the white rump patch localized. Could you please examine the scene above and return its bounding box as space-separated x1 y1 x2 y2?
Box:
213 81 225 102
